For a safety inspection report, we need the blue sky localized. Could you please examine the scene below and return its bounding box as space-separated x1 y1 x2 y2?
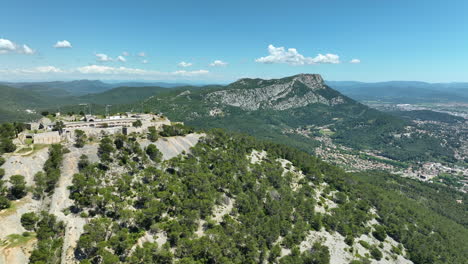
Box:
1 0 467 83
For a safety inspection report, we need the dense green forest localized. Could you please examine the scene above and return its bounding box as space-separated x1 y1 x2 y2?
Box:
17 129 466 264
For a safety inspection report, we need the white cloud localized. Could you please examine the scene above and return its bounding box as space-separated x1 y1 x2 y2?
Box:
22 44 35 54
76 65 209 77
0 66 64 74
77 65 146 74
0 65 210 80
122 51 129 56
96 53 112 62
350 59 361 64
209 60 228 67
255 44 340 65
117 55 126 62
178 61 193 67
0 38 35 55
138 52 146 57
53 40 72 48
311 53 340 64
142 59 149 64
0 39 16 52
172 70 209 76
31 66 63 73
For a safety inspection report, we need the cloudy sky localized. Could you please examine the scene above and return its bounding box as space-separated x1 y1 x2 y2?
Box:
1 0 467 83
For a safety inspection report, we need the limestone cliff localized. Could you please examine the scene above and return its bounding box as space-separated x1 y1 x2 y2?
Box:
206 74 345 111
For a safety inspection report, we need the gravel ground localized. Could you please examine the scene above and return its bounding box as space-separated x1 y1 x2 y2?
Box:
0 148 49 264
140 133 204 160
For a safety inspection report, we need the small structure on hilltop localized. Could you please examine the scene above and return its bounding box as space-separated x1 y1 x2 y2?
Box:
18 112 172 145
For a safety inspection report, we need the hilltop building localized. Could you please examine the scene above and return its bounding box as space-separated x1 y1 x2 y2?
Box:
19 113 171 145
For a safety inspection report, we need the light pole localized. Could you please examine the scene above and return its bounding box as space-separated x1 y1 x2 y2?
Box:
105 105 112 117
79 104 87 116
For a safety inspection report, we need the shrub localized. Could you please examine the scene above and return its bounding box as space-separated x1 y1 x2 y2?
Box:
370 246 383 260
74 130 87 148
9 174 27 199
146 144 163 162
359 240 371 249
21 212 39 231
372 225 387 242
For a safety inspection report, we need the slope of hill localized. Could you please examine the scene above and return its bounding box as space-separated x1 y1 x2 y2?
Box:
0 127 467 263
0 80 113 96
78 86 169 105
0 85 52 122
124 74 457 163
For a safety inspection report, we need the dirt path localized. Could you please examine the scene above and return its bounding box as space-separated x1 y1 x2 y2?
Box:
48 144 98 264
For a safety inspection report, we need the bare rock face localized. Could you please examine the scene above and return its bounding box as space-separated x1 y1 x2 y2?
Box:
206 74 344 111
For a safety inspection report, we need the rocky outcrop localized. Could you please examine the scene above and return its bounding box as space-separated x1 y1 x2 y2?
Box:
140 133 204 160
206 74 345 111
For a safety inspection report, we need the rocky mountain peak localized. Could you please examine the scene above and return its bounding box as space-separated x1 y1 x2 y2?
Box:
291 73 324 87
207 73 344 111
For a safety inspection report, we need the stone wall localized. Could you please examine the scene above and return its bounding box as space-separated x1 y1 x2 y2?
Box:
33 131 61 144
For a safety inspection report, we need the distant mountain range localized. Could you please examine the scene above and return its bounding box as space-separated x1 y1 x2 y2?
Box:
2 78 468 103
327 81 468 103
0 80 190 97
0 80 192 122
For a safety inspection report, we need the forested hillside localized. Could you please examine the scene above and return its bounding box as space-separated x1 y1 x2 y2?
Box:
0 121 467 263
117 74 458 163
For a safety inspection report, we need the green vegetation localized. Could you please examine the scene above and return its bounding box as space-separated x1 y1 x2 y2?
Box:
0 85 46 122
372 225 387 242
64 129 467 263
78 85 168 105
28 212 65 264
0 180 11 209
52 121 65 133
21 212 39 231
132 119 143 127
433 173 464 188
369 246 383 260
98 136 115 163
358 153 408 168
147 126 159 142
390 110 466 123
34 144 67 198
0 122 21 154
159 123 193 137
145 144 162 162
74 129 87 148
9 174 27 200
5 233 36 248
